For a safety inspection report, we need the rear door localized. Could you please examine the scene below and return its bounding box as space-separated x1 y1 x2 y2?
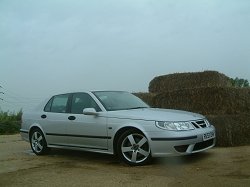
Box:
40 94 70 146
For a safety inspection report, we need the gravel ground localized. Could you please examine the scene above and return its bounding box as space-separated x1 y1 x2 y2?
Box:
0 134 250 187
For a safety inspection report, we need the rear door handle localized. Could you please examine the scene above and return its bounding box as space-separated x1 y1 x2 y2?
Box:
68 116 76 121
41 114 47 119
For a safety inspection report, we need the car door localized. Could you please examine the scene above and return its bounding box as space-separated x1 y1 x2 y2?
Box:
66 92 108 150
40 94 70 146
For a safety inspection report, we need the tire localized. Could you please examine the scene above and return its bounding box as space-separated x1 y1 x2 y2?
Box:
117 129 152 166
30 128 49 155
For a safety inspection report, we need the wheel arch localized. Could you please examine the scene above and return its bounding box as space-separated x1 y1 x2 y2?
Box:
29 124 46 141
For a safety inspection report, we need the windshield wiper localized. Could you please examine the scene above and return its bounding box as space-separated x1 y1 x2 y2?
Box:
127 107 148 110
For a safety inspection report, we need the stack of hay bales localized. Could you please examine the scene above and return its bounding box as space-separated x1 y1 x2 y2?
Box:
135 71 250 147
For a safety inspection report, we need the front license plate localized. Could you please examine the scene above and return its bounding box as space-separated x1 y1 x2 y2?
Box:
203 131 215 141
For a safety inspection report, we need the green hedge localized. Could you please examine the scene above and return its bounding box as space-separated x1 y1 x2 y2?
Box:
0 121 21 135
0 111 22 135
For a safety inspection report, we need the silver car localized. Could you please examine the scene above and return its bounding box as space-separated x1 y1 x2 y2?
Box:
20 91 216 166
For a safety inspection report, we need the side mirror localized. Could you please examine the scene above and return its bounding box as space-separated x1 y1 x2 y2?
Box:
83 108 98 116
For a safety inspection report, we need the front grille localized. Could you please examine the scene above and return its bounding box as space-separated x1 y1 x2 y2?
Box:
193 139 214 151
191 120 208 129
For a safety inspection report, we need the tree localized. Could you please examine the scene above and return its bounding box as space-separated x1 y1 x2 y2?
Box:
230 77 249 88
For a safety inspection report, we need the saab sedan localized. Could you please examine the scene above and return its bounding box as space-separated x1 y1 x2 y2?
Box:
20 91 216 166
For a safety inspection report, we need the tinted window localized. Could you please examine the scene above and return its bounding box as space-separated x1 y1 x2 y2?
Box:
71 93 101 114
50 94 69 113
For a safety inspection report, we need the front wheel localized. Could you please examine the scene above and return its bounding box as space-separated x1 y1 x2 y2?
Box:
30 128 49 155
117 129 152 166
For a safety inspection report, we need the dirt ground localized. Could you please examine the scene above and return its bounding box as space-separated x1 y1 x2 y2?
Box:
0 135 250 187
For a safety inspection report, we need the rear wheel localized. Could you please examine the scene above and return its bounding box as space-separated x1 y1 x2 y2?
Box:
30 128 49 155
117 129 151 166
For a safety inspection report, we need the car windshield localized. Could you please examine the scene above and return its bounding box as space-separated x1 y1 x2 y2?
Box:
93 91 149 111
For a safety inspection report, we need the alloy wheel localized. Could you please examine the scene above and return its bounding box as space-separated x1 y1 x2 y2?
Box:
121 133 150 164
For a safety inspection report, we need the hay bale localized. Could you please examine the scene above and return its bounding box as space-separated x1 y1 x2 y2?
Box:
133 92 156 107
207 114 250 147
153 87 250 115
149 71 232 93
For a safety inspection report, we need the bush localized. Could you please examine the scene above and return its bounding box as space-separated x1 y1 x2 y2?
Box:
0 110 22 135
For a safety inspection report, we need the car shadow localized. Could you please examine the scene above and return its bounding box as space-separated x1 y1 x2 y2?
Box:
48 148 120 165
41 148 213 167
152 152 213 166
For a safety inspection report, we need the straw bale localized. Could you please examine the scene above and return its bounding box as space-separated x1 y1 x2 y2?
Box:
207 114 250 147
149 71 232 93
133 92 156 107
153 87 250 115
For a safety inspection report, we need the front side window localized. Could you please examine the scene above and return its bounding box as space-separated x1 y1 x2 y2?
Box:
71 93 101 114
50 94 69 113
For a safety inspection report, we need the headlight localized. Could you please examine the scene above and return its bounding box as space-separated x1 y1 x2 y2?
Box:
155 121 195 131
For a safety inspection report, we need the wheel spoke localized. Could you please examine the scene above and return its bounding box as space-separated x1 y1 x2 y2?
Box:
131 151 137 163
138 137 147 147
37 135 43 142
122 146 132 153
31 138 35 144
127 135 136 145
34 144 38 152
139 149 150 157
34 132 38 140
37 143 43 150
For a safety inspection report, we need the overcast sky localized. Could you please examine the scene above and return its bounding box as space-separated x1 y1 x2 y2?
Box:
0 0 250 112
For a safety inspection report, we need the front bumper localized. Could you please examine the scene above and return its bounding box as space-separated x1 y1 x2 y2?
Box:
148 125 216 157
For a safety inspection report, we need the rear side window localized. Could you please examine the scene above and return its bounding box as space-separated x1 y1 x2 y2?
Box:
45 94 70 113
44 97 53 112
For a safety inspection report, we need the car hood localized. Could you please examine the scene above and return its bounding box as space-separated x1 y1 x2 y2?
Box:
104 108 205 121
